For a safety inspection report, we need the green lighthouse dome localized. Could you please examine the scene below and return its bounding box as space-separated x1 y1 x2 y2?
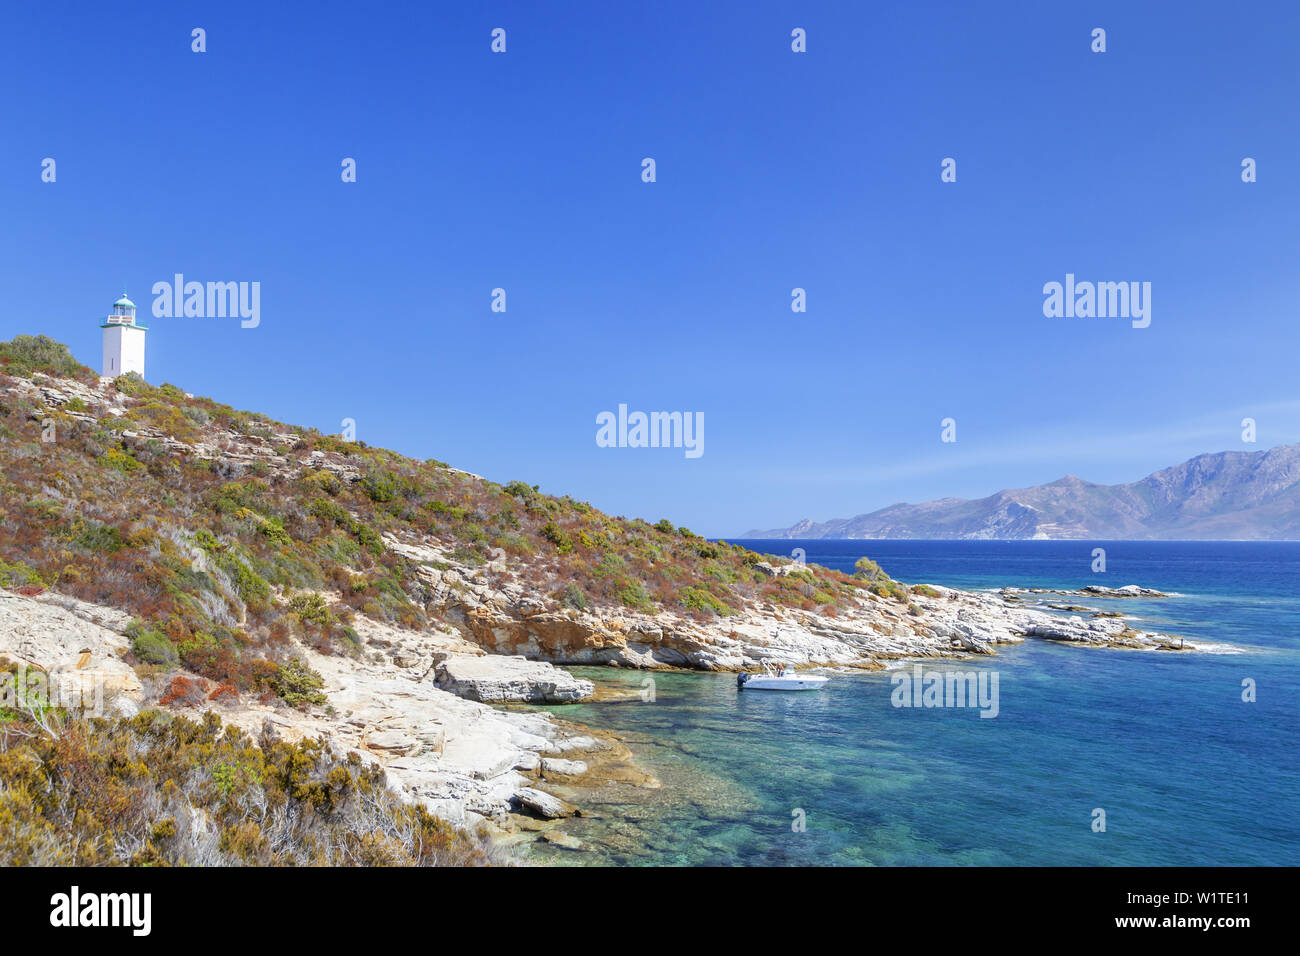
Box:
113 293 136 310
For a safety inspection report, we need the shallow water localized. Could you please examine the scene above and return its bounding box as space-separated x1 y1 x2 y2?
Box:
523 541 1300 865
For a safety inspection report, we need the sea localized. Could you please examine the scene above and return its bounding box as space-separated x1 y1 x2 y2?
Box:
523 540 1300 866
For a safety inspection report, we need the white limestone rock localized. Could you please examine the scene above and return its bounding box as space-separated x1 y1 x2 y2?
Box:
0 590 143 710
434 654 594 703
514 787 579 819
540 757 588 778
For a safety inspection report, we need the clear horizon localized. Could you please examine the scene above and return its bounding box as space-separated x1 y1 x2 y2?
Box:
5 0 1298 537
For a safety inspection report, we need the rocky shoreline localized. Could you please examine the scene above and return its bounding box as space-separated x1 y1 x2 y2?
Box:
390 527 1202 665
0 588 657 853
0 565 1207 857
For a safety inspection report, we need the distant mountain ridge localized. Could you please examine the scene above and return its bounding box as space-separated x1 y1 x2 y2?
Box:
744 444 1300 540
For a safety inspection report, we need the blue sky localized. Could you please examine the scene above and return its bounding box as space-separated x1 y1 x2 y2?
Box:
4 1 1299 536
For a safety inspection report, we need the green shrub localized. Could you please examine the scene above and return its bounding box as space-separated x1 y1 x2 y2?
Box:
74 521 124 553
259 516 292 546
177 631 224 673
854 557 888 581
128 623 179 666
217 554 271 603
539 521 572 553
617 581 653 611
503 480 538 501
562 583 589 611
0 335 90 379
361 471 398 503
98 448 142 473
211 481 266 515
270 658 328 707
24 498 62 521
113 372 155 397
592 552 627 579
0 560 44 589
679 586 734 617
309 497 381 554
869 580 909 602
287 592 334 626
490 532 531 557
309 496 350 525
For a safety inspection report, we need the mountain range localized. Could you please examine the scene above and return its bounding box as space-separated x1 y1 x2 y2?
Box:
744 444 1300 540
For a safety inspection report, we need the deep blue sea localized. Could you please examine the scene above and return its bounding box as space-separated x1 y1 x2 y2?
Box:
526 540 1300 866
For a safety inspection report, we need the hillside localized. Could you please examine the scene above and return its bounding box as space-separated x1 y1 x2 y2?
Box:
0 335 895 694
0 335 1202 863
745 447 1300 540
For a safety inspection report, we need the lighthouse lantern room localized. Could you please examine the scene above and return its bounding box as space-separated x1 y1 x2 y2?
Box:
101 292 147 379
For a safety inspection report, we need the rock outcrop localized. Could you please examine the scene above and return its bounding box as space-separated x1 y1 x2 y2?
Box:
1002 584 1169 599
514 787 579 819
434 654 594 703
1078 584 1168 598
397 549 1202 668
0 590 142 715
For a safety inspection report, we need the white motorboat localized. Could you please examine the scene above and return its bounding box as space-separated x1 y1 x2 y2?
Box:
737 662 829 691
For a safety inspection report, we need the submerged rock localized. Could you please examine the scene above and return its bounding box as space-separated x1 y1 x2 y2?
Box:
540 830 585 851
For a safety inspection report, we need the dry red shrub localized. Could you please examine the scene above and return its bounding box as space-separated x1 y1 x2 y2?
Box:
159 675 210 707
206 681 239 702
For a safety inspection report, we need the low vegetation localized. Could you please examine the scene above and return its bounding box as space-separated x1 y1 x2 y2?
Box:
0 699 497 866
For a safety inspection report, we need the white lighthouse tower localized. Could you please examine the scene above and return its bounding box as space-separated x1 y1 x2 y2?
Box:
101 292 147 379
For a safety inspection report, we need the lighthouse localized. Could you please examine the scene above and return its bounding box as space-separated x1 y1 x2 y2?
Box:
101 292 147 379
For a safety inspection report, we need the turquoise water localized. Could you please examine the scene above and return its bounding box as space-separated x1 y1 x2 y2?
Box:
526 541 1300 865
